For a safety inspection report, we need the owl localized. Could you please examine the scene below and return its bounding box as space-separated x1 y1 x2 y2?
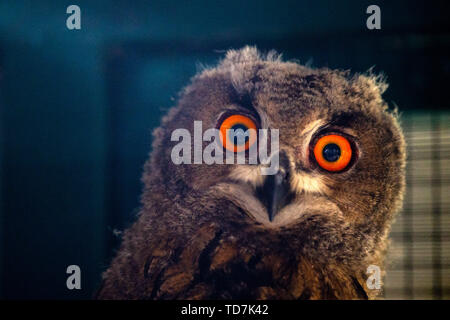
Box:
96 46 406 300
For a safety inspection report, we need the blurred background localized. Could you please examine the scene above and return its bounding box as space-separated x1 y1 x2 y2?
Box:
0 0 449 299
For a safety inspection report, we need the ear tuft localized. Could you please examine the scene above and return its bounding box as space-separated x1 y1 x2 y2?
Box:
359 67 389 95
220 46 282 68
217 46 282 94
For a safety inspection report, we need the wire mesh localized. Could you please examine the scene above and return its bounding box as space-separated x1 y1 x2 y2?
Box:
383 112 450 299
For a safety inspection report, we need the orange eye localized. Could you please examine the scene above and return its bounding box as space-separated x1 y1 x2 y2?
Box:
313 134 352 172
219 114 257 152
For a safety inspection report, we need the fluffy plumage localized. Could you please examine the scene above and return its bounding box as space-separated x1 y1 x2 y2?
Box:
96 47 406 300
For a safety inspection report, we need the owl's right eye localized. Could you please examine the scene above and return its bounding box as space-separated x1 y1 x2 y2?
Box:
313 134 353 172
219 114 257 152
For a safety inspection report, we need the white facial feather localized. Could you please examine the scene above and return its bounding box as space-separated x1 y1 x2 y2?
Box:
228 165 265 188
290 172 328 195
228 164 328 195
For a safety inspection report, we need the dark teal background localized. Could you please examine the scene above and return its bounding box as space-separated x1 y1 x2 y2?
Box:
0 0 448 299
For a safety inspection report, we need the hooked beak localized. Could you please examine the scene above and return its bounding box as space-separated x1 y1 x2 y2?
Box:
256 152 294 222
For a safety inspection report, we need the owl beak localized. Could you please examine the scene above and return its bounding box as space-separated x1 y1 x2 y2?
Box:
257 154 293 222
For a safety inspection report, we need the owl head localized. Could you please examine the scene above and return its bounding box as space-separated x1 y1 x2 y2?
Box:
143 46 406 270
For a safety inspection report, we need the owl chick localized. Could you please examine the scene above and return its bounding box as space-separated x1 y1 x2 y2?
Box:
97 47 406 300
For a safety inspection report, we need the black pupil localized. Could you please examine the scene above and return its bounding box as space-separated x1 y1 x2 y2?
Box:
229 124 249 145
322 143 341 162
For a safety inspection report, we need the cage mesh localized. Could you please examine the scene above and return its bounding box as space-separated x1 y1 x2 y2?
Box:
383 112 450 299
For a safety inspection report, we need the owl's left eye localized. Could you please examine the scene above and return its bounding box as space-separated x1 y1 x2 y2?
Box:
219 114 258 152
313 134 353 172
